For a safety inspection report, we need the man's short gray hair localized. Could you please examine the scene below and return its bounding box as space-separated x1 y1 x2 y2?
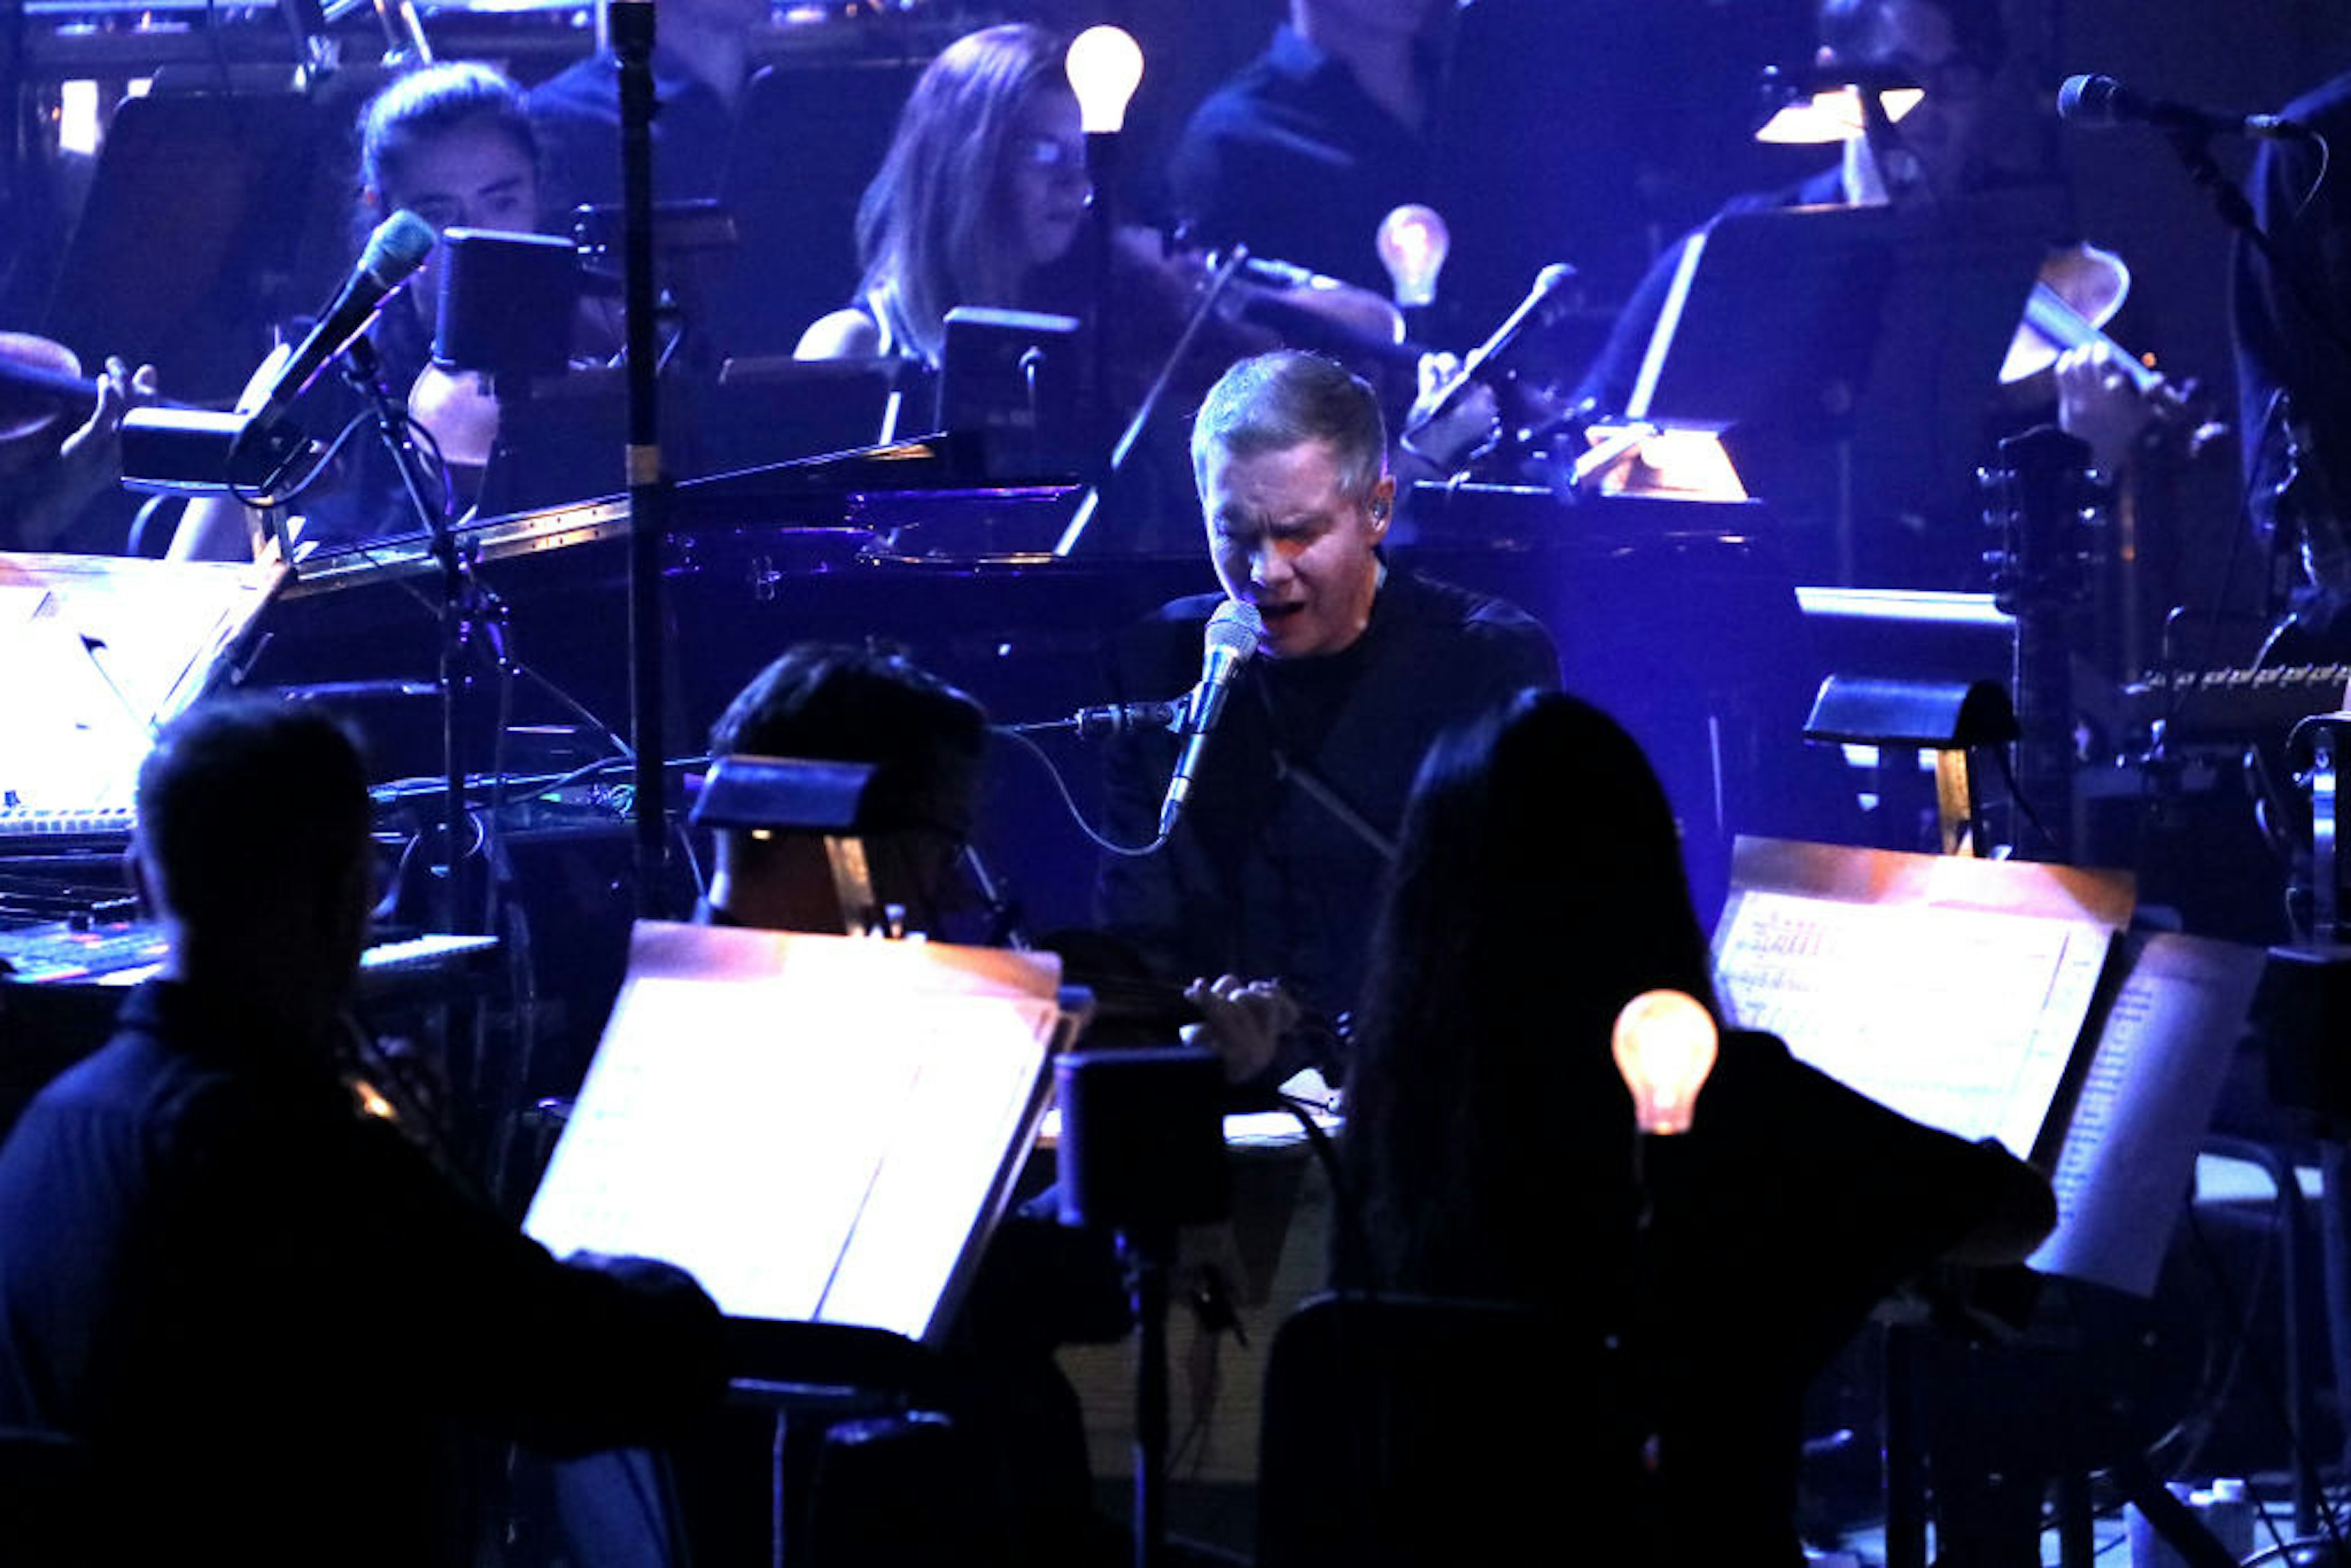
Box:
1190 351 1387 502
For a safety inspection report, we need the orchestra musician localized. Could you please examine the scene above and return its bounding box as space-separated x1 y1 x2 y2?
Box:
0 341 154 553
1340 688 2057 1566
1168 0 1449 297
1096 350 1559 1079
0 695 727 1568
2234 67 2351 637
795 24 1099 373
526 0 770 219
1572 0 2167 586
170 62 556 562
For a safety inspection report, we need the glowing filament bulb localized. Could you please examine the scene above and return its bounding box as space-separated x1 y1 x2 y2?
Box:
1065 26 1145 135
1376 204 1450 309
1611 989 1719 1135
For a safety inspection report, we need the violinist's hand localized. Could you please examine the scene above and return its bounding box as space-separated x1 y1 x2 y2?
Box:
1399 350 1499 474
18 356 156 550
1181 973 1300 1086
2054 341 2157 477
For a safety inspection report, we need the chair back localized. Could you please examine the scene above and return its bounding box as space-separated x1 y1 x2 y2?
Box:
1256 1292 1651 1568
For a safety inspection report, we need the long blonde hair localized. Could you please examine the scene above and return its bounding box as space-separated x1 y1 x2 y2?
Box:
855 24 1071 366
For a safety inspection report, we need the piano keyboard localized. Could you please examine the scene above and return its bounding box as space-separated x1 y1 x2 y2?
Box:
0 805 137 844
0 922 498 988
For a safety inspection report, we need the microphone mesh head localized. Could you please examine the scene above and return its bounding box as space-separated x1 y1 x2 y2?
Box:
2056 74 2119 123
362 209 441 282
1206 599 1264 660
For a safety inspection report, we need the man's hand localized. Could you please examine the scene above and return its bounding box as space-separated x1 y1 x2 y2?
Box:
1180 973 1302 1084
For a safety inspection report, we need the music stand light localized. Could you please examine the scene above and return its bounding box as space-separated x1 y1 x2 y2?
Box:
689 754 891 936
1805 675 2019 856
1752 64 1924 144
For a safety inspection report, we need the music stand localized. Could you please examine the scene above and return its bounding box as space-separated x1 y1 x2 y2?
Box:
1627 190 2057 583
41 90 339 402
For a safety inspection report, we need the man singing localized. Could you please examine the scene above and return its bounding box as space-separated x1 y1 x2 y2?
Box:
1097 350 1559 1073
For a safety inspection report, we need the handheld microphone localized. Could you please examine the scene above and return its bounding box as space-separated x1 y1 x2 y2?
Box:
1401 261 1577 442
2056 73 2315 142
251 209 440 428
1158 600 1264 839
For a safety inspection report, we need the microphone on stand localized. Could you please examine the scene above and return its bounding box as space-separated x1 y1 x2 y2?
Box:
250 209 440 430
1159 600 1264 838
2056 73 2315 142
1400 261 1578 445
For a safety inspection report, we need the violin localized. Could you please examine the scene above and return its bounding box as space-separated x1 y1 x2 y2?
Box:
0 332 182 479
1998 242 2194 420
0 333 100 475
1100 227 1412 404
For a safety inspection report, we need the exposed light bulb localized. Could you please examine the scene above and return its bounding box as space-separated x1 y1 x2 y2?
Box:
1375 204 1450 309
1065 26 1145 135
1611 989 1719 1136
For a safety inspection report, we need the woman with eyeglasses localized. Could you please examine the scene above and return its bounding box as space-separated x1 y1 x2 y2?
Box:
795 24 1096 369
796 23 1409 508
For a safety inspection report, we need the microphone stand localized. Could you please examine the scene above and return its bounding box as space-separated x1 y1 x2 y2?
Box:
1054 247 1251 557
341 334 476 934
2161 124 2351 365
612 0 673 917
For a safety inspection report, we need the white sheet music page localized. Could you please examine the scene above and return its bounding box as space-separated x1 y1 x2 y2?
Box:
523 922 1062 1343
2027 933 2265 1295
1711 838 2133 1159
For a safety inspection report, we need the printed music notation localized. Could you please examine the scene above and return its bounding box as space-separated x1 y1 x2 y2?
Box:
523 922 1065 1345
1711 838 2260 1298
2027 933 2265 1296
1715 883 2115 1160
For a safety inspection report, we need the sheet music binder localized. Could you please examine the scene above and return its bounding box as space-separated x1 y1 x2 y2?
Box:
523 921 1071 1346
1712 838 2262 1297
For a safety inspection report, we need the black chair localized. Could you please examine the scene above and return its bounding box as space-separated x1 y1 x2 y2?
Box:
1255 1292 1650 1568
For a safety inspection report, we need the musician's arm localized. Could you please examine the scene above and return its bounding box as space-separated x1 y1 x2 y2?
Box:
168 343 293 563
10 358 152 552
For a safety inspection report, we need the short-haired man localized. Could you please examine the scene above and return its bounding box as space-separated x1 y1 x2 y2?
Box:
1098 350 1560 1062
0 696 725 1567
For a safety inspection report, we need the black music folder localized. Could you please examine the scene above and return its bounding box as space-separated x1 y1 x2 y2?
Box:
1627 191 2057 575
523 923 1073 1345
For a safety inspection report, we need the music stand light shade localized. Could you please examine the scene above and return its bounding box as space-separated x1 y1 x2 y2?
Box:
1065 26 1144 135
119 407 309 497
1802 675 2018 750
689 755 880 835
1054 1047 1229 1231
1611 989 1719 1136
1584 423 1749 502
433 228 576 381
1753 64 1923 144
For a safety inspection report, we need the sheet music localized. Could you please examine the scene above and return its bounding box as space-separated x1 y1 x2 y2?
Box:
2028 934 2266 1296
0 555 279 809
523 923 1063 1344
1712 839 2131 1160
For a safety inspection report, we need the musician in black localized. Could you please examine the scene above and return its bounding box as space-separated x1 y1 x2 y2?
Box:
0 695 726 1567
170 62 553 561
1097 350 1558 1077
2234 69 2351 630
1572 0 2162 587
1168 0 1449 297
1341 689 2056 1565
526 0 770 220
